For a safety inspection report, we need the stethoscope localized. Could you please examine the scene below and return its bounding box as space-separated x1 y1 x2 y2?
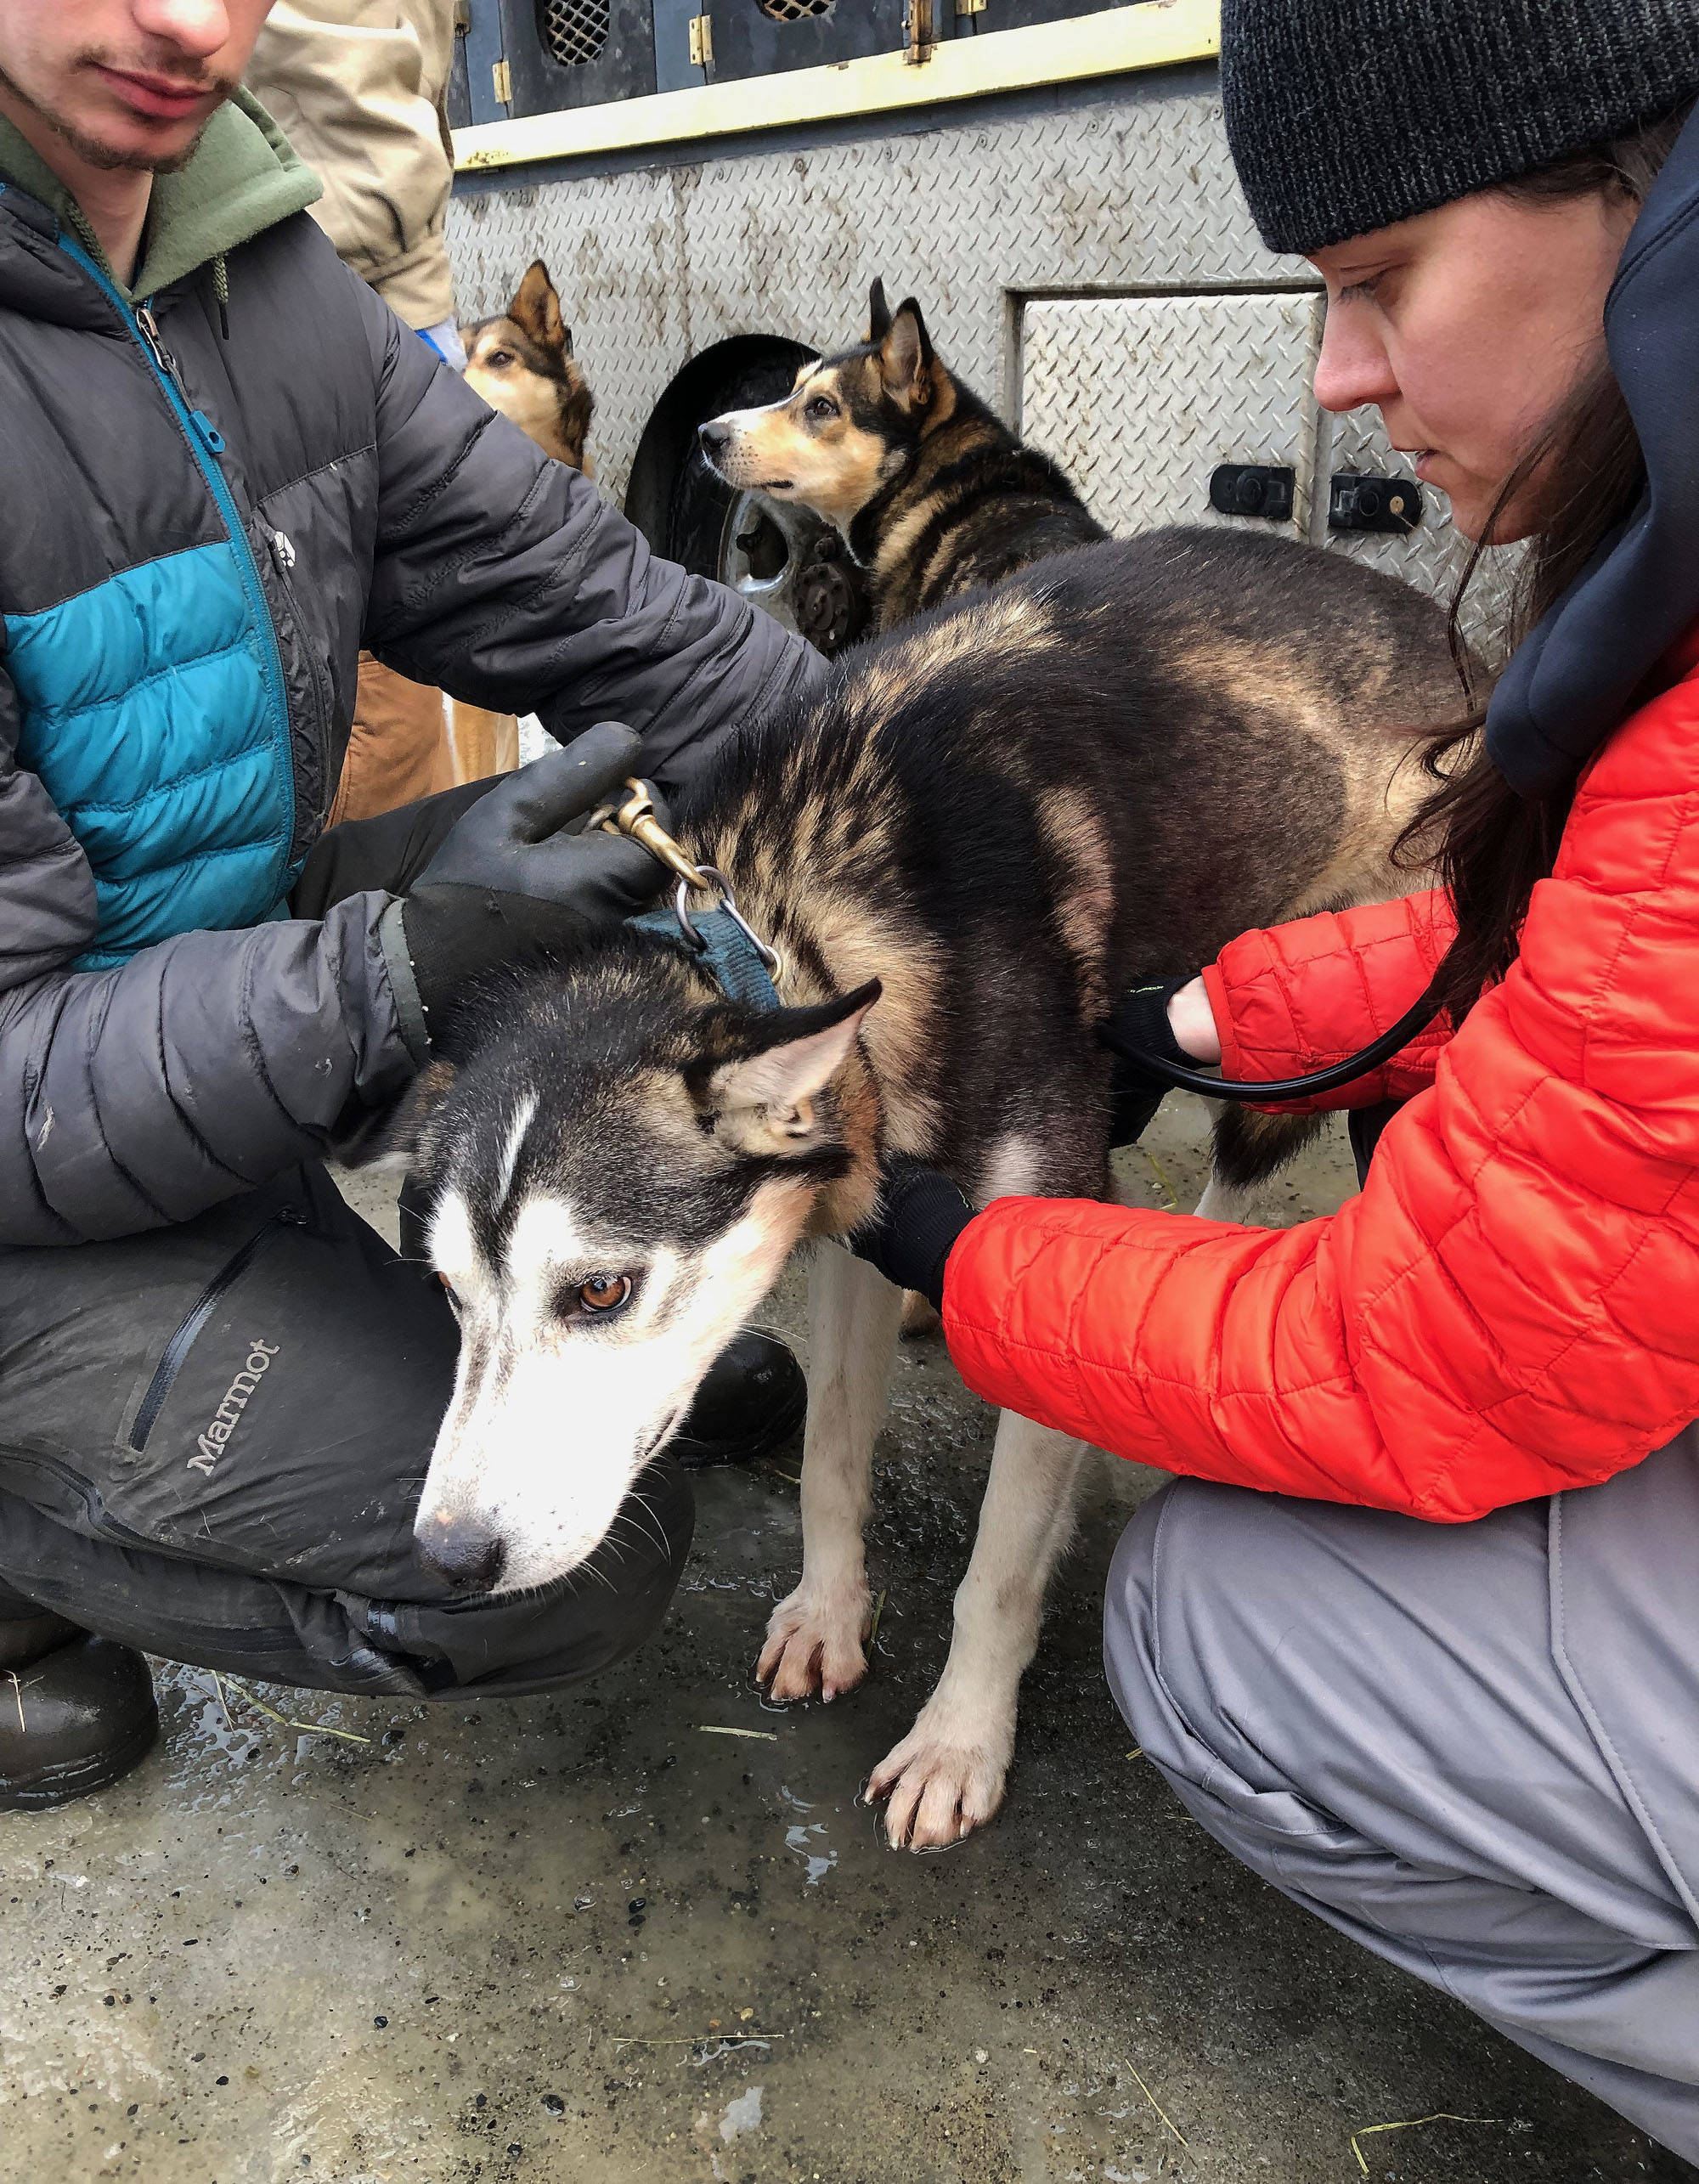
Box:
1104 985 1445 1104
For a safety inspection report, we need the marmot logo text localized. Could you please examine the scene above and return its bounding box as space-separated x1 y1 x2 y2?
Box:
186 1340 279 1475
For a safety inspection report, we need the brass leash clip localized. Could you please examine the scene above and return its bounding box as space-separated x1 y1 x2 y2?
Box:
592 777 784 984
591 777 709 892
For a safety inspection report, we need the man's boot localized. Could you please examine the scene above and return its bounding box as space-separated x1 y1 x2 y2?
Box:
0 1608 159 1812
669 1329 807 1471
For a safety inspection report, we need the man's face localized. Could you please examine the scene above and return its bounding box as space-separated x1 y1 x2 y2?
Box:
0 0 272 173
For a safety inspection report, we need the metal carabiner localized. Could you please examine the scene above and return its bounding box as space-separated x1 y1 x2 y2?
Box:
590 777 709 892
594 779 786 984
675 866 783 979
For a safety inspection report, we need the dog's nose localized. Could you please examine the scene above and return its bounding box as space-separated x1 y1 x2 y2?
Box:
697 419 731 457
418 1515 506 1594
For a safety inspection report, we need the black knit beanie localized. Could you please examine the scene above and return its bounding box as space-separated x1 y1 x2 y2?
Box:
1222 0 1699 253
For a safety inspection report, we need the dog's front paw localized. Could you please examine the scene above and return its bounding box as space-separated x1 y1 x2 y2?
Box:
757 1583 871 1703
865 1720 1010 1850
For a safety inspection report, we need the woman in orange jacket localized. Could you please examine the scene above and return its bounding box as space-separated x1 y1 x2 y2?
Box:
851 0 1699 2155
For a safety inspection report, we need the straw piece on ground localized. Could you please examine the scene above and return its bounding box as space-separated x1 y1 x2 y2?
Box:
1349 2113 1505 2176
216 1673 371 1745
697 1725 780 1741
866 1589 888 1654
612 2032 786 2046
1140 1148 1180 1211
1127 2062 1192 2153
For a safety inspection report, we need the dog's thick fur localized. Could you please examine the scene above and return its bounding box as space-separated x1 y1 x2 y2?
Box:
700 279 1105 632
463 260 595 473
392 531 1459 1850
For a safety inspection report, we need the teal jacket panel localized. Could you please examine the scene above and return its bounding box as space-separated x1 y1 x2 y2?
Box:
6 545 294 968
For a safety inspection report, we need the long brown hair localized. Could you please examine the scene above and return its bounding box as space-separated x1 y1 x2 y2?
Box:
1395 100 1693 1024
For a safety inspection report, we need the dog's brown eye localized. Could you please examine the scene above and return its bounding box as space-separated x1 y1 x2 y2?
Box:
578 1273 632 1314
804 395 838 421
485 348 513 368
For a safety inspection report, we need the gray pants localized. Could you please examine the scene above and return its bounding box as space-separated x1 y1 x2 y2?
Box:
1104 1432 1699 2161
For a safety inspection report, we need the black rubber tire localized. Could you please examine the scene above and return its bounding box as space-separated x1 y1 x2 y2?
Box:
664 353 810 579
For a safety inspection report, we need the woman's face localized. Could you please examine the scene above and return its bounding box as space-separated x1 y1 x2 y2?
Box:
1309 188 1640 541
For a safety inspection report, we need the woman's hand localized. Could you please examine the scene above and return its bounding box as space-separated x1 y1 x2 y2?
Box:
1165 975 1222 1064
844 1159 978 1315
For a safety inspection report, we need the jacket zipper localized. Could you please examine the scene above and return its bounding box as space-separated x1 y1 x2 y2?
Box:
56 238 298 887
128 1208 306 1454
256 512 336 826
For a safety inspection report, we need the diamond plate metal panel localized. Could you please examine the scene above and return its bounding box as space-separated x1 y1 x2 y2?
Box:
1019 292 1324 537
447 79 1518 646
1324 403 1523 667
448 80 1276 507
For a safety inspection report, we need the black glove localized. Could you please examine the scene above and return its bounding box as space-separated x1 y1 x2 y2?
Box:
399 721 669 1030
845 1157 978 1315
1104 973 1196 1146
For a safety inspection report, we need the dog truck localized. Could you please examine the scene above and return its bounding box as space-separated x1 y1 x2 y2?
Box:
443 0 1509 658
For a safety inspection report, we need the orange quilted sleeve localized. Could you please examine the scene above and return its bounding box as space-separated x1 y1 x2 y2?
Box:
1200 889 1457 1109
943 656 1699 1519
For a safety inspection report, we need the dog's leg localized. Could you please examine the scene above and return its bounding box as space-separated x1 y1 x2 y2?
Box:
1192 1171 1254 1222
758 1242 904 1702
867 1408 1087 1849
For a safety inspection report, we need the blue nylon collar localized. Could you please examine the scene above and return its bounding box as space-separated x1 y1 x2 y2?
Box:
629 904 782 1011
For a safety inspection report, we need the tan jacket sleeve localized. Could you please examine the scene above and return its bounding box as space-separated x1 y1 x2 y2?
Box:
245 0 457 330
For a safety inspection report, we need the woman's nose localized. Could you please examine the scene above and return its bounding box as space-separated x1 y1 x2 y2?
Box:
1312 302 1400 416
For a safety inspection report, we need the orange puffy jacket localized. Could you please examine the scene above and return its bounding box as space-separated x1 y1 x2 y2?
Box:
941 631 1699 1521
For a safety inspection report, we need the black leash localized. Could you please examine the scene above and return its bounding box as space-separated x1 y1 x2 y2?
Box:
1104 985 1446 1105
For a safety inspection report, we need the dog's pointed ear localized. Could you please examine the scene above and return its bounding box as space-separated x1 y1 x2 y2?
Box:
866 277 892 344
696 982 880 1149
878 297 933 409
510 260 567 357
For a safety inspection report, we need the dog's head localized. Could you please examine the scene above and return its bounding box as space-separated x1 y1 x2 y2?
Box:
392 940 881 1595
697 279 950 533
463 260 595 471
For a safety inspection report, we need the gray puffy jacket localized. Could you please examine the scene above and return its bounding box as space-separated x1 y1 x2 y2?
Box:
0 115 821 1247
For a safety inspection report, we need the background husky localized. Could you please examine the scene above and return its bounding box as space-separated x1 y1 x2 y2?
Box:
463 260 595 474
699 279 1104 632
387 530 1458 1852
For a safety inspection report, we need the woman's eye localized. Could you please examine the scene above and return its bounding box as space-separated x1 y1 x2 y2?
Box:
804 395 838 420
1335 275 1382 303
577 1273 633 1315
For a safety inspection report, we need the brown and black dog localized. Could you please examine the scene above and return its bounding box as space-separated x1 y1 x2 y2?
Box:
698 279 1104 632
463 260 595 475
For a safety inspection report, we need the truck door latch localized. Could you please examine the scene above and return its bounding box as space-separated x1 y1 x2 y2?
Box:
1210 464 1295 523
1329 471 1424 533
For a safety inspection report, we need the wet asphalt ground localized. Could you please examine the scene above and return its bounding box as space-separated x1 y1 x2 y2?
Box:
2 1098 1691 2184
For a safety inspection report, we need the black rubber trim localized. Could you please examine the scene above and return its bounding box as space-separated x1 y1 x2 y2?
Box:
127 1209 303 1453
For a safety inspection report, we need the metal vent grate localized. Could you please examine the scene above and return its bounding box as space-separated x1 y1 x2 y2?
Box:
538 0 609 65
758 0 833 19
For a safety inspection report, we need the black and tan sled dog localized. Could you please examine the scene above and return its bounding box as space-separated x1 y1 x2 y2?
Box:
379 532 1457 1851
698 279 1104 631
463 260 595 474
